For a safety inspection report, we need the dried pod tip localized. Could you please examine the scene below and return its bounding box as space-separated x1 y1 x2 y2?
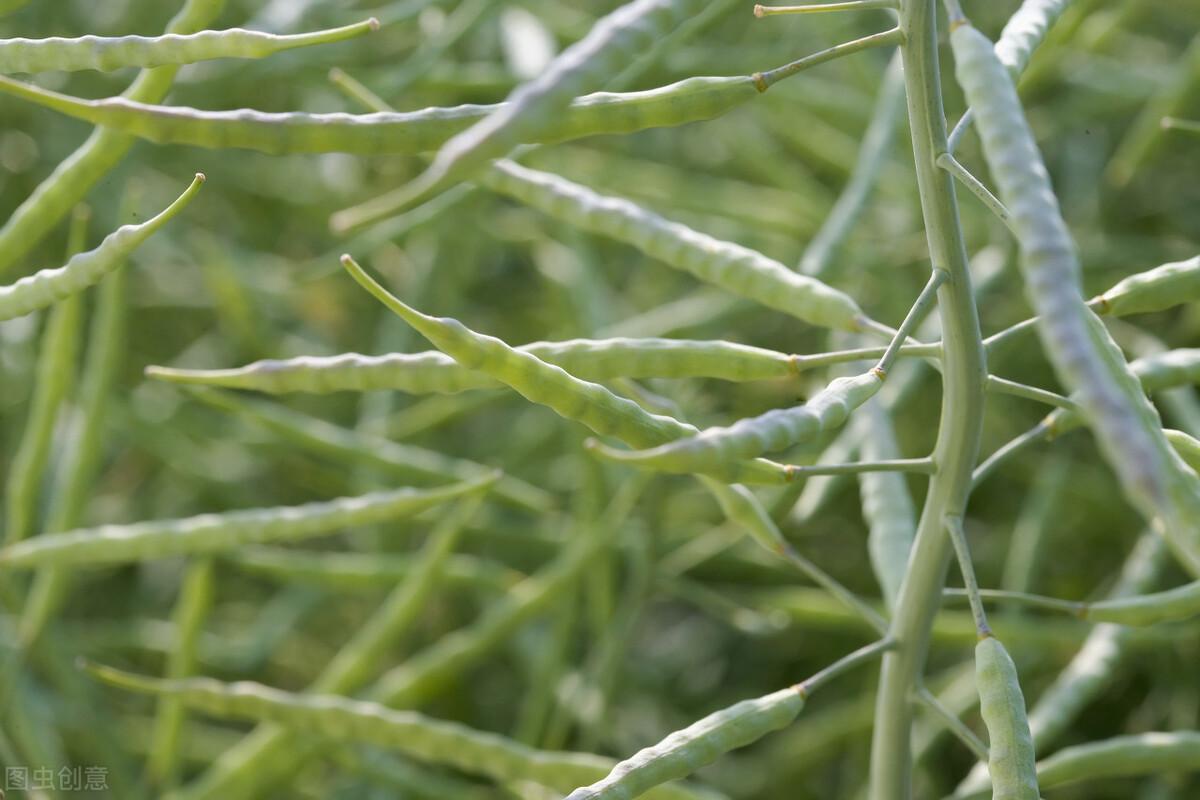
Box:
753 4 766 17
367 17 381 32
194 172 206 183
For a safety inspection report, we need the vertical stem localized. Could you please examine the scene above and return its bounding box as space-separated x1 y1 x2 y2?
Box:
868 1 986 798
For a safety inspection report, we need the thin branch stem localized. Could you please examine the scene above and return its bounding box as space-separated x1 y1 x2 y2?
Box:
985 375 1074 410
944 514 990 637
783 545 890 635
791 342 941 373
936 153 1014 232
801 637 897 694
784 458 936 478
971 422 1050 489
943 587 1084 616
755 0 899 15
914 685 989 761
877 269 948 376
754 27 905 90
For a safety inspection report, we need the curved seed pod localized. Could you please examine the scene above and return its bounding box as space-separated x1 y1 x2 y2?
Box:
146 338 797 394
0 19 376 74
340 255 789 485
226 547 520 593
86 666 709 800
951 21 1194 567
0 473 497 570
858 402 916 611
947 0 1071 152
1082 578 1200 626
590 371 883 476
975 635 1039 800
0 174 203 320
1093 256 1200 317
565 686 805 800
0 0 225 280
345 0 711 225
479 161 868 331
0 72 757 157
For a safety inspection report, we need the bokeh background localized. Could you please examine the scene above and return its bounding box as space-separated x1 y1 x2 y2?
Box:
0 1 1198 797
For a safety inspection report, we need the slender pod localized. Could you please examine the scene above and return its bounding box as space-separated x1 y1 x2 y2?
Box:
975 635 1039 800
950 20 1196 569
589 371 883 476
338 0 710 225
1033 731 1200 790
1092 256 1200 317
83 665 707 800
0 72 759 157
478 160 869 331
339 255 791 485
0 474 497 570
0 19 377 74
564 639 891 799
858 402 917 611
0 174 204 321
146 338 799 394
1165 429 1200 473
946 0 1071 153
0 0 225 279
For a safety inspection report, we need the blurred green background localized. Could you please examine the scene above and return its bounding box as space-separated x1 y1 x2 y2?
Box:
0 1 1198 797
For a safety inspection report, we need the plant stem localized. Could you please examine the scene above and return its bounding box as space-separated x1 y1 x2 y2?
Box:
868 2 986 798
784 458 935 477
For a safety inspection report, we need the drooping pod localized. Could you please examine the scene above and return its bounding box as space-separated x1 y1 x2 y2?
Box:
0 72 759 156
145 337 798 394
590 371 883 477
0 18 377 73
0 472 497 570
975 635 1039 800
0 174 204 320
84 664 708 800
479 161 870 332
0 0 224 281
950 20 1195 566
1092 256 1200 317
339 255 790 485
338 0 711 227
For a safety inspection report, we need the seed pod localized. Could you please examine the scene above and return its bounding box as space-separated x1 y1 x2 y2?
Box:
0 72 758 156
0 174 203 320
858 402 916 611
0 19 376 73
1033 731 1200 791
993 0 1071 74
339 255 789 485
146 337 797 394
1164 429 1200 473
342 0 712 227
590 371 883 477
975 635 1039 800
950 21 1192 562
84 665 707 800
480 161 868 331
566 686 806 799
1093 256 1200 317
0 473 496 569
1083 578 1200 626
0 0 224 280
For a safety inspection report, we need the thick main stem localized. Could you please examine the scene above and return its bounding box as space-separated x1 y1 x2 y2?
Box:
867 1 985 798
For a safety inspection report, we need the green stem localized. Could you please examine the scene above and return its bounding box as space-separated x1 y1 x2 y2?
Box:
868 2 986 798
784 458 935 477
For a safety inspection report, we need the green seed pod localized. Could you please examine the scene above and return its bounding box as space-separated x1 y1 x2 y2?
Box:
339 255 789 485
993 0 1071 74
858 402 916 611
480 161 868 331
342 0 712 226
1164 428 1200 473
951 21 1189 560
0 174 203 320
0 0 225 280
1093 256 1200 317
975 636 1039 800
84 665 708 800
0 473 497 569
0 72 758 156
565 686 806 799
1083 578 1200 626
0 19 377 73
590 371 883 477
146 337 797 395
1033 731 1200 791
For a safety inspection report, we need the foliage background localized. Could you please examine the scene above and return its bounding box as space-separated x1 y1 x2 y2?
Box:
0 0 1197 797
